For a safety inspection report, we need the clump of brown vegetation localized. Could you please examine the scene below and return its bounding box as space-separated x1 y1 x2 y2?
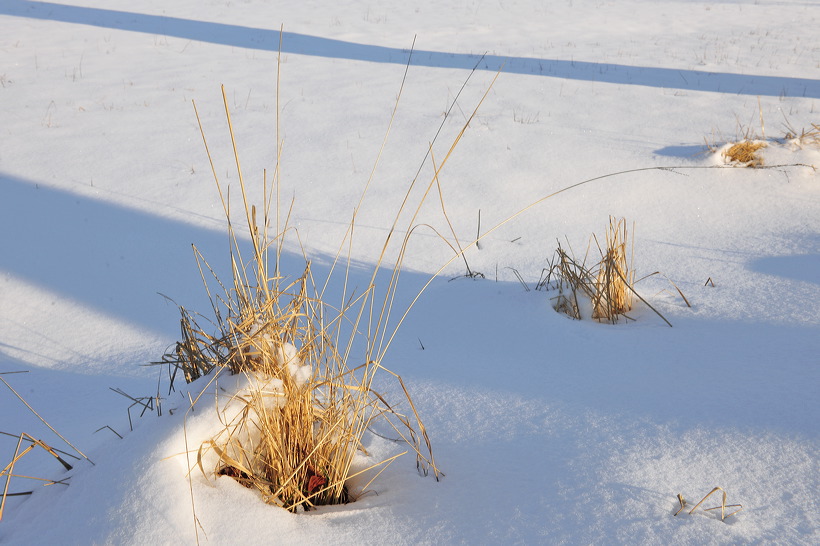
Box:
722 140 767 167
155 86 446 513
711 100 818 167
541 217 677 327
718 104 769 167
543 217 635 324
591 217 634 321
159 54 503 515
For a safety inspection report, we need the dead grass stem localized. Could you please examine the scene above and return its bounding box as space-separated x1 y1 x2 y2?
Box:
0 433 74 522
0 377 92 465
675 486 743 521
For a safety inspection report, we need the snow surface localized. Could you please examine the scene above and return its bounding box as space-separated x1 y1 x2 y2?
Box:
1 0 819 544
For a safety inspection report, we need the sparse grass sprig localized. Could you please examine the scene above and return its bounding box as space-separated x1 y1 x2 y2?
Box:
0 376 92 465
783 122 820 149
0 432 75 522
109 387 162 431
675 487 743 521
1 376 86 523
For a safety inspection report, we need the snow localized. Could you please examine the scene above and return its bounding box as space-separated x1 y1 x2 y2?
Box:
1 0 819 544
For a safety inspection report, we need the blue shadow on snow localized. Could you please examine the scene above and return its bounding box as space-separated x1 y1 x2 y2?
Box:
0 173 235 337
653 144 711 158
748 253 820 286
2 0 819 99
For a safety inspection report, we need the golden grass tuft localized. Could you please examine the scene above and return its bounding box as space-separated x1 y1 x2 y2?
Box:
545 217 635 324
714 103 818 167
591 217 634 321
722 140 767 167
158 90 445 512
160 50 503 517
542 217 677 326
172 253 439 511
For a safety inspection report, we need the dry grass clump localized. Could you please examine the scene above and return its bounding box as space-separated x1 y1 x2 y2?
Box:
713 102 818 167
706 103 769 167
722 140 767 167
157 97 442 512
543 217 635 324
591 217 634 320
540 217 677 326
158 58 502 515
171 250 437 512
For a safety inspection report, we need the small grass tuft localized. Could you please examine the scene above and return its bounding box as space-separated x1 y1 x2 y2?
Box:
545 217 635 324
783 122 820 149
713 103 818 167
722 140 767 167
591 217 634 321
543 217 675 326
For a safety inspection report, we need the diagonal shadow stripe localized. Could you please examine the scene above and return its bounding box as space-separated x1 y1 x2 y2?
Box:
3 0 819 98
0 173 423 340
0 173 237 336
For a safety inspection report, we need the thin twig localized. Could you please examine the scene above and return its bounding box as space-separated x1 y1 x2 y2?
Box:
94 426 123 440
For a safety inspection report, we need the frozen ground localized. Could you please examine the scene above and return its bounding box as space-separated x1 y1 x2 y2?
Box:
1 1 819 544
